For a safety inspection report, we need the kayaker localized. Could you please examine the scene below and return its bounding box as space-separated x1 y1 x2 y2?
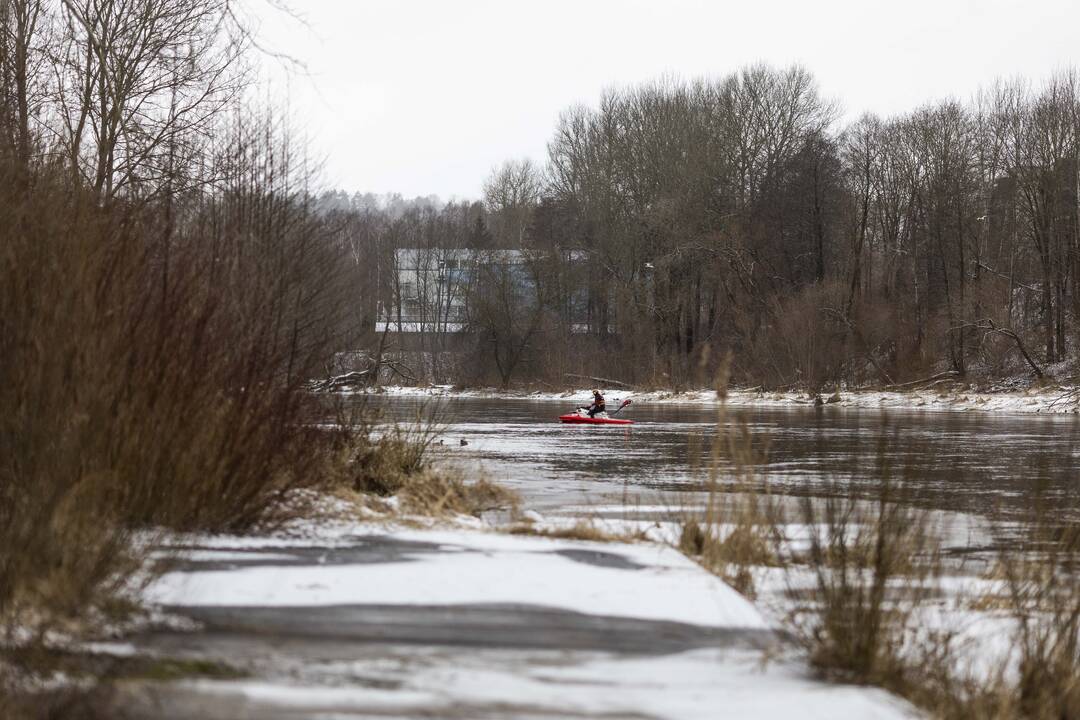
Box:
579 389 606 418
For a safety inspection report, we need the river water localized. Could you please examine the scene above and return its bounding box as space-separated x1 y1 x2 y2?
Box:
363 395 1080 519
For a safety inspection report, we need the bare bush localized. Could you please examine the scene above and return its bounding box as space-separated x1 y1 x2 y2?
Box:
682 403 1080 719
346 405 445 497
0 11 363 703
990 499 1080 718
791 476 941 689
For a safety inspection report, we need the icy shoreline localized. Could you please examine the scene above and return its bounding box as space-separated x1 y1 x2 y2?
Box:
363 383 1080 414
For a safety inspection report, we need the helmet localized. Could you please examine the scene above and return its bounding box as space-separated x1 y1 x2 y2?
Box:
592 388 601 395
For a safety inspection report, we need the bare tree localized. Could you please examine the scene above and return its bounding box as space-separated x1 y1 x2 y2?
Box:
467 248 553 387
482 158 542 248
0 0 48 176
54 0 247 198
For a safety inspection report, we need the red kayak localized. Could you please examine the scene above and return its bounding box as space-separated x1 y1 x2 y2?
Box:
560 398 634 425
558 402 634 425
559 413 633 425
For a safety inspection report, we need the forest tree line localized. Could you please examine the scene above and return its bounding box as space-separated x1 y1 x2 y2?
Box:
329 65 1080 391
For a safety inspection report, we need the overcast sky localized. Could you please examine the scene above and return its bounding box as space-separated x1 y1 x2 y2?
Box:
257 0 1079 200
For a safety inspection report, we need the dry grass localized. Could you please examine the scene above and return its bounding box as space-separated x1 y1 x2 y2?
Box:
676 356 783 596
764 471 1080 720
789 477 941 690
346 409 445 497
398 473 519 517
678 503 780 597
509 519 649 543
893 511 1080 720
684 370 1080 719
988 506 1080 719
326 403 518 518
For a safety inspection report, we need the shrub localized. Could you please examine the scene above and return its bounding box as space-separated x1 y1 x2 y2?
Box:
332 404 517 517
0 111 360 696
792 477 940 688
993 499 1080 719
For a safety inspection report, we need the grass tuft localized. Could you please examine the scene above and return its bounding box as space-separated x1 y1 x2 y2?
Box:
398 473 519 517
509 520 648 543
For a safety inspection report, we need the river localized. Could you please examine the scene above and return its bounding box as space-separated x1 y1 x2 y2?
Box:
362 395 1080 519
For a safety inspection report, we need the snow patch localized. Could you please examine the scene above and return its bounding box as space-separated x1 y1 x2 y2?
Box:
145 528 766 629
159 646 917 720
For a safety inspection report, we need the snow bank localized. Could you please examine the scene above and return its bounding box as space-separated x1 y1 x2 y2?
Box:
365 384 1080 415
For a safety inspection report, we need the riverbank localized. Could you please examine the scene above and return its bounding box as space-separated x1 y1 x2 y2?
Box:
3 480 926 719
109 483 1040 720
365 383 1080 414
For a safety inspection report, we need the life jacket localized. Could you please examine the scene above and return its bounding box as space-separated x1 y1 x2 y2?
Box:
593 394 605 409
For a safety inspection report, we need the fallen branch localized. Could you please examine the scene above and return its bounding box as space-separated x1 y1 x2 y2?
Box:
975 262 1038 293
881 370 962 391
564 373 632 389
822 307 894 386
310 369 374 392
1049 386 1080 409
950 319 1044 379
384 359 418 384
310 356 418 392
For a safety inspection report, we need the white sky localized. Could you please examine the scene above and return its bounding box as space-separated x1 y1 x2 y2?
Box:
256 0 1079 200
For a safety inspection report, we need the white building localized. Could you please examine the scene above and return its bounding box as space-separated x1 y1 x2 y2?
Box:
376 248 529 334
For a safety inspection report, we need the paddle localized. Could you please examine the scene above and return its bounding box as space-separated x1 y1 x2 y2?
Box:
609 398 632 416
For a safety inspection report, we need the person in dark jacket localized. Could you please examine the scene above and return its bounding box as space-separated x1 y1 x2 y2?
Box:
579 389 606 417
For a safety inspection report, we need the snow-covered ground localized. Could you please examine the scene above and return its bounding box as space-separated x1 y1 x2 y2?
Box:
366 383 1080 414
528 502 1024 688
130 645 915 720
146 528 766 628
123 519 921 719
